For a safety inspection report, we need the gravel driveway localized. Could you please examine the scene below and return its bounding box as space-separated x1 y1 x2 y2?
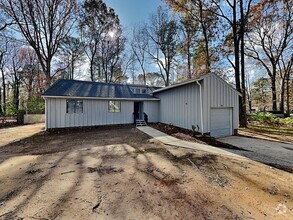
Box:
218 136 293 170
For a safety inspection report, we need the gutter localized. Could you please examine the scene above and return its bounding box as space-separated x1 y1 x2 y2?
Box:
196 80 204 135
41 96 160 101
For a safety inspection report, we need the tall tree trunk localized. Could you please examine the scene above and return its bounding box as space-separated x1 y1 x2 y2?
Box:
286 74 290 114
0 86 3 116
90 57 94 82
232 0 242 126
271 70 277 111
13 82 20 112
199 0 210 73
279 76 286 113
1 71 6 115
187 33 192 79
239 0 247 127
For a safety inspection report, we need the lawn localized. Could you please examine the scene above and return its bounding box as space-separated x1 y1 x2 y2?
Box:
239 124 293 143
0 126 292 219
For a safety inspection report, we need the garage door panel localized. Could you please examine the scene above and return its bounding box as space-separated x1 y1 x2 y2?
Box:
210 108 232 138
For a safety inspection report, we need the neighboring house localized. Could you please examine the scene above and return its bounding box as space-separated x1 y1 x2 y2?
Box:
42 73 241 138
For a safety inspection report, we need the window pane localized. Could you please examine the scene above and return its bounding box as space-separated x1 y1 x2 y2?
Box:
114 101 121 112
66 100 75 114
141 89 147 94
75 101 83 114
109 101 114 112
109 101 121 112
135 88 140 94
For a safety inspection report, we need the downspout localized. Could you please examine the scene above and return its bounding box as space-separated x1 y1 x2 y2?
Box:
196 80 204 135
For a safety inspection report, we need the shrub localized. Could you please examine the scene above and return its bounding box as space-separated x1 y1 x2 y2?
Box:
280 117 293 126
27 95 45 114
249 112 279 124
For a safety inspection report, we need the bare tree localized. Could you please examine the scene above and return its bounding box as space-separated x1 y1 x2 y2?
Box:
19 47 41 97
0 36 9 115
1 0 77 87
145 7 179 86
208 0 253 127
278 54 293 114
78 0 122 82
246 0 293 111
98 28 126 82
56 36 85 80
131 26 148 84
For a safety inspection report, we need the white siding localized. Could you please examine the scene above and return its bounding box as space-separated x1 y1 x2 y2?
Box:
154 73 240 135
46 98 134 129
155 83 201 131
144 101 159 122
202 74 239 133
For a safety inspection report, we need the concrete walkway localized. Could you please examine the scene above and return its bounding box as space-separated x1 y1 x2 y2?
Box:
0 123 45 147
137 126 243 158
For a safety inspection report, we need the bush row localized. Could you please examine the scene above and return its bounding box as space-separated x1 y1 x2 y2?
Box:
248 112 293 127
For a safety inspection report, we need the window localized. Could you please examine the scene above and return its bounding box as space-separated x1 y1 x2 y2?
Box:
66 100 83 114
135 88 140 94
109 101 121 112
141 88 147 94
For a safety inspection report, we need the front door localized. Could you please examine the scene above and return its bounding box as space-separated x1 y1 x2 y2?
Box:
134 102 143 119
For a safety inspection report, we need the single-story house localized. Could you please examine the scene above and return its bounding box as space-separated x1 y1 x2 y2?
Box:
42 72 241 138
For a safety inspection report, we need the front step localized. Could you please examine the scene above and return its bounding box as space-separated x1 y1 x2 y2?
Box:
136 119 147 127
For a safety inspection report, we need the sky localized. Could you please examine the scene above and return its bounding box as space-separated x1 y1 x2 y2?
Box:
104 0 165 30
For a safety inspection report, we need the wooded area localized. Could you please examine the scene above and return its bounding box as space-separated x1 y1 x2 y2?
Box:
0 0 292 127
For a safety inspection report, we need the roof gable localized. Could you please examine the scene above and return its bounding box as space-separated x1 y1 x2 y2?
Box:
153 72 241 96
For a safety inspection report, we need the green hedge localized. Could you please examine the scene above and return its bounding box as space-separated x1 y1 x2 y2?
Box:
249 112 293 127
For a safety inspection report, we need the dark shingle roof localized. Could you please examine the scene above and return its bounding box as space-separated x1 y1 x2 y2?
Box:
43 79 158 99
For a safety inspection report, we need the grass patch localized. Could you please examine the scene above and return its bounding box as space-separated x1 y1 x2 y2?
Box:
248 124 293 135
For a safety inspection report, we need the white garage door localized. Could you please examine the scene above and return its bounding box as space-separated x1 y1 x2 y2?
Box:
210 108 232 138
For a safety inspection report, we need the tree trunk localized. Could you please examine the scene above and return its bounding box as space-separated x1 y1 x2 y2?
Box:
90 58 94 82
239 0 247 127
187 32 192 79
286 72 290 114
199 0 210 73
0 86 3 116
13 82 20 112
271 72 277 111
279 76 286 113
1 71 6 115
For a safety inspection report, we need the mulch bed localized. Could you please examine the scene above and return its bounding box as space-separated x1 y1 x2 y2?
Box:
149 123 250 151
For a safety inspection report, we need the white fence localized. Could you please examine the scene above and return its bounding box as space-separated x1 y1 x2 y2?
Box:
24 114 45 124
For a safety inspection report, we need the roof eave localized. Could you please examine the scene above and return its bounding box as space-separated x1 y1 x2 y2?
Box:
42 95 160 101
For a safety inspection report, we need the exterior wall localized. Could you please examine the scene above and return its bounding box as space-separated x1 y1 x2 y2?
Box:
154 83 201 131
143 101 159 123
46 98 134 129
202 74 239 133
45 98 160 129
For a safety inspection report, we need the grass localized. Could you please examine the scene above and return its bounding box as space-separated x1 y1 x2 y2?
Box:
248 124 293 135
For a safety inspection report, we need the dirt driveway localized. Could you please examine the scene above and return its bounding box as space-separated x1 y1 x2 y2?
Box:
218 136 293 171
0 126 292 219
0 123 44 147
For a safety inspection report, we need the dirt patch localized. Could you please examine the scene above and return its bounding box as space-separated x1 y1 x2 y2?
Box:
0 125 149 161
0 127 292 219
88 166 124 175
25 168 42 175
150 123 250 151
